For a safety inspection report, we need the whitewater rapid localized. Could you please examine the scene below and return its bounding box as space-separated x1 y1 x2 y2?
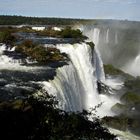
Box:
0 43 45 71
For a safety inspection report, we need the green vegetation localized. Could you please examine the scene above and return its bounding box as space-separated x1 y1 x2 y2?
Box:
86 41 95 49
104 64 125 75
120 92 140 105
102 116 140 133
15 40 66 63
0 93 116 140
0 30 16 44
0 26 87 44
0 15 90 25
0 26 88 64
37 26 87 40
124 77 140 92
104 64 134 80
102 116 128 131
60 27 86 39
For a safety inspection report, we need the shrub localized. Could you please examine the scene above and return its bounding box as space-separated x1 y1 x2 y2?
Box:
15 40 66 63
120 92 140 105
60 26 85 39
0 30 16 44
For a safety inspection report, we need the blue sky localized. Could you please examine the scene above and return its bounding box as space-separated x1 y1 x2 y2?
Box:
0 0 140 21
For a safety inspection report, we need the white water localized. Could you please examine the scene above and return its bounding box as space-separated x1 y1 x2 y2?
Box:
40 42 121 117
83 25 140 77
83 27 123 115
106 28 109 44
122 54 140 77
92 28 105 82
83 28 105 82
39 27 123 117
115 31 118 45
106 76 124 90
41 43 100 111
0 44 41 71
41 64 84 111
0 44 21 67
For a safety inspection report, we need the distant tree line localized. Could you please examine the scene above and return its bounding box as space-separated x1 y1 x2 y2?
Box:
0 15 89 25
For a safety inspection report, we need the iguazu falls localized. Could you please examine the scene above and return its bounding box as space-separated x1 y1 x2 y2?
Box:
0 1 140 139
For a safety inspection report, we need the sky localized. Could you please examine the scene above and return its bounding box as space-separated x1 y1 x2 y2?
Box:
0 0 140 21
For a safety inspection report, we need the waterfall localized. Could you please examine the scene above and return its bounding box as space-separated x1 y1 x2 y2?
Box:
82 27 105 82
41 43 100 111
83 27 106 81
92 28 100 46
42 64 84 111
41 42 118 117
94 50 105 82
91 28 105 82
115 31 118 45
0 44 18 65
106 29 109 43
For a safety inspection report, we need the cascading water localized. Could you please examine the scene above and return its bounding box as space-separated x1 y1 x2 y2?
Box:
82 26 120 64
80 24 140 139
82 24 140 77
0 44 19 66
115 31 118 45
41 43 100 111
0 43 56 101
106 29 109 44
40 42 119 117
83 27 105 82
0 44 39 71
92 28 105 82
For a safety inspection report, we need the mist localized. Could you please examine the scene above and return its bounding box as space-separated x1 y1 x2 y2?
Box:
81 19 140 76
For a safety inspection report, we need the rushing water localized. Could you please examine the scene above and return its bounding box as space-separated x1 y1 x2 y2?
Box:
115 31 118 45
106 28 109 44
82 24 140 76
81 24 140 139
40 42 121 117
1 25 140 139
41 43 100 111
37 26 125 117
0 43 56 100
0 43 43 71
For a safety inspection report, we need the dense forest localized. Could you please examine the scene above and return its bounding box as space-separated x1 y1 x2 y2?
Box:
0 15 140 30
0 15 89 25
